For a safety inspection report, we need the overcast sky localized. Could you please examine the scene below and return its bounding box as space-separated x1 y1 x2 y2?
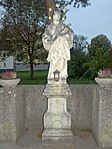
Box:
66 0 112 43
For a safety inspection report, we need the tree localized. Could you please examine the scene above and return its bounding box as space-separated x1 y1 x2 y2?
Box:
0 0 47 79
0 20 14 62
0 0 90 8
89 34 111 56
88 34 112 78
68 35 89 78
0 0 90 78
61 0 90 7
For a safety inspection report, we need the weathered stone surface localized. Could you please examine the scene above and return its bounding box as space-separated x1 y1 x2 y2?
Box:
69 85 94 129
92 87 112 147
24 85 47 129
42 81 73 140
0 84 112 147
24 85 94 130
0 84 95 142
95 77 112 87
0 87 25 142
16 86 26 141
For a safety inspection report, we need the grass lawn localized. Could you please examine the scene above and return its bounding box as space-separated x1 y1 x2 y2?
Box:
16 70 96 85
17 70 48 85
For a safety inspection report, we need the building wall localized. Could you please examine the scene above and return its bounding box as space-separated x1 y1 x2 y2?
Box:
0 56 14 70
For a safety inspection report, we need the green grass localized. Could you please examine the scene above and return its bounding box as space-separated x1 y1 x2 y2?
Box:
16 70 96 85
17 70 48 85
67 77 96 84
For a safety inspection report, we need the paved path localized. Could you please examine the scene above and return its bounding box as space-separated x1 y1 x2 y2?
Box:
0 129 112 149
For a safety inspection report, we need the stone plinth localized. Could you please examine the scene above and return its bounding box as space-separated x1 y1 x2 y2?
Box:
0 87 25 143
42 79 73 140
92 87 112 147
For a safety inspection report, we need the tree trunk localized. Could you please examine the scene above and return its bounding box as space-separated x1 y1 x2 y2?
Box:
45 0 55 23
30 62 34 79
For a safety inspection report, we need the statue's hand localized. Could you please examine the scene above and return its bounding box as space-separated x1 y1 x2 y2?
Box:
44 36 51 42
60 28 69 35
46 37 54 45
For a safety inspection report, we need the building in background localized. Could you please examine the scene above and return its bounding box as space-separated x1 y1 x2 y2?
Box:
0 55 48 72
0 55 14 72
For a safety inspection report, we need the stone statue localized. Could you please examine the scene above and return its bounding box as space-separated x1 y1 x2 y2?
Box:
42 10 74 140
42 10 74 80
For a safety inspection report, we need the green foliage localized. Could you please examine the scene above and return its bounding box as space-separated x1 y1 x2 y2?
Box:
0 0 90 8
68 48 88 78
88 34 112 78
74 35 88 49
55 0 90 8
89 34 111 56
68 35 89 78
70 0 90 7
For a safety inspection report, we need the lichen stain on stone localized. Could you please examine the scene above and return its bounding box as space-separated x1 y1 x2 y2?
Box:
101 127 112 137
2 122 16 140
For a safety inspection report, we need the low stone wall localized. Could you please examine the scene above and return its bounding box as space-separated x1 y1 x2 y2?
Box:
0 84 94 142
69 85 94 129
24 85 94 129
0 84 112 147
24 85 47 129
0 87 25 142
92 87 112 147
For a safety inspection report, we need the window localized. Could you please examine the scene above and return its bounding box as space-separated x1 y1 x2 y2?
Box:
4 63 6 67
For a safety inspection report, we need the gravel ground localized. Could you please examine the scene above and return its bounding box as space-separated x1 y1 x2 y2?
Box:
0 129 112 149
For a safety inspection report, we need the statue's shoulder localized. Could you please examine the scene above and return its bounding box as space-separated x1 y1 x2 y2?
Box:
64 23 74 33
60 22 71 30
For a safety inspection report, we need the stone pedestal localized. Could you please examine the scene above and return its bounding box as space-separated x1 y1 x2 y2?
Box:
42 79 73 140
92 87 112 147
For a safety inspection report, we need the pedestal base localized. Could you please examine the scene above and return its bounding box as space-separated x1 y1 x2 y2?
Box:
42 128 73 141
42 79 73 140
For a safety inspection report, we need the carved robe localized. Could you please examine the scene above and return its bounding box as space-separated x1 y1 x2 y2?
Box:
42 22 74 79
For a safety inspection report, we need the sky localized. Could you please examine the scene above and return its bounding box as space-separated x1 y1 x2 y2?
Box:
66 0 112 43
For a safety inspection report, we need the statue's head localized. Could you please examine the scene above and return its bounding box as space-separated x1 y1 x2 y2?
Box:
53 10 62 22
